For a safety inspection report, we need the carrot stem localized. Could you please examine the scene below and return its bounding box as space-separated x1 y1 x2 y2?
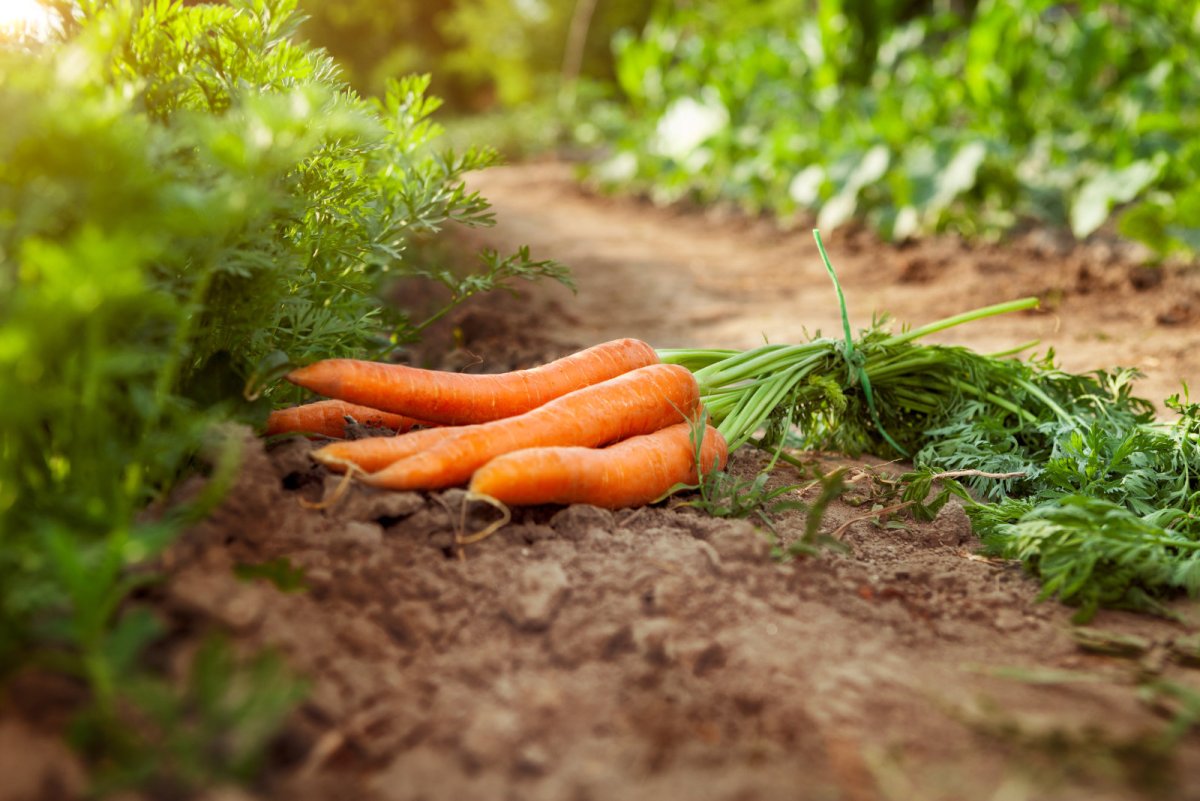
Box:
880 297 1040 346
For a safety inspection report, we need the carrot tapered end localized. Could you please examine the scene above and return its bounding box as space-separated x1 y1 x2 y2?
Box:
310 443 354 473
285 360 351 399
286 361 326 389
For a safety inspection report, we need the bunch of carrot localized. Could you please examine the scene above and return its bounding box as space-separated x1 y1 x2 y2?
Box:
269 338 728 508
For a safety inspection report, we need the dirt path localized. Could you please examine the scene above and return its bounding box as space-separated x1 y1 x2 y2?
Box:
462 163 1200 407
149 165 1200 801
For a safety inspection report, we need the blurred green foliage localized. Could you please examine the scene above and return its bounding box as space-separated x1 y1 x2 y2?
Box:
0 0 564 789
79 634 307 796
296 0 651 110
591 0 1200 259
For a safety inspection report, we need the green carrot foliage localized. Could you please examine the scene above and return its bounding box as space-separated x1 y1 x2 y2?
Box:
662 234 1200 620
0 0 566 788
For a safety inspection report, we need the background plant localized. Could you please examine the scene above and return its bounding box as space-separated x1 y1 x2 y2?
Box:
296 0 651 111
590 0 1200 259
0 0 565 788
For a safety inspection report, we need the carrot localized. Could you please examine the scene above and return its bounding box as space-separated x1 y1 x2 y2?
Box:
468 421 728 508
266 400 430 439
285 338 659 425
311 424 474 474
361 363 700 491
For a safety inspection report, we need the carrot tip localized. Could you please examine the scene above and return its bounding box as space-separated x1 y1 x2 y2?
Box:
311 449 354 471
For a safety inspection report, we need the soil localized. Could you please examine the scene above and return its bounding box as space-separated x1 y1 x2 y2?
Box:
10 163 1200 801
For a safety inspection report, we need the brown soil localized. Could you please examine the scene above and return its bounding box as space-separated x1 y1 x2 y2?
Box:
12 163 1200 801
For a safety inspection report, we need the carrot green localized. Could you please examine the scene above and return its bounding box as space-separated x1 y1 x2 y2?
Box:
661 231 1200 622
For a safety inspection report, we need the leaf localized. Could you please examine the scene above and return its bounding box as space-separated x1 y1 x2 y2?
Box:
817 191 858 231
1071 159 1165 239
243 349 292 401
102 608 164 677
819 145 890 230
234 558 308 593
892 205 920 240
788 164 825 207
1165 226 1200 254
928 141 987 215
1118 202 1170 253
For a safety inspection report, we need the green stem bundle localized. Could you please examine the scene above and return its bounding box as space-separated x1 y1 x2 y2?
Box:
660 231 1200 622
658 231 1042 452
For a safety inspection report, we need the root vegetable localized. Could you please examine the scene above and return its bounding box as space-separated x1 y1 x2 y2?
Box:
266 400 428 439
361 364 699 491
469 421 728 508
286 338 659 425
312 424 473 474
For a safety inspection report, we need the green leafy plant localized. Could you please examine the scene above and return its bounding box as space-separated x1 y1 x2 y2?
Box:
234 558 309 593
76 635 307 796
0 0 566 788
683 469 809 531
592 0 1200 259
296 0 651 110
668 412 846 555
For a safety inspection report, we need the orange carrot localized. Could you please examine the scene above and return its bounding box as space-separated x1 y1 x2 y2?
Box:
265 400 431 439
312 424 475 474
469 421 728 508
361 364 699 491
286 338 659 425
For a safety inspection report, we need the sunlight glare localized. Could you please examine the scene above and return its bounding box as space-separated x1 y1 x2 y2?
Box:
0 0 55 39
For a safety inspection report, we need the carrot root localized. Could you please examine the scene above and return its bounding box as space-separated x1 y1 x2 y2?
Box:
312 424 475 474
362 363 700 492
460 491 512 546
299 462 362 511
267 399 428 439
286 338 660 425
468 422 728 508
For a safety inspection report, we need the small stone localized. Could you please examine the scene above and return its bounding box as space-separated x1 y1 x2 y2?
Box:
331 521 384 550
692 642 728 677
708 521 770 562
631 618 675 665
460 704 521 767
396 506 452 538
550 505 614 540
426 529 456 550
515 743 550 776
931 500 974 546
221 591 266 631
305 567 333 590
993 608 1025 632
338 616 385 655
268 437 318 479
342 489 426 523
170 570 264 633
501 562 570 631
